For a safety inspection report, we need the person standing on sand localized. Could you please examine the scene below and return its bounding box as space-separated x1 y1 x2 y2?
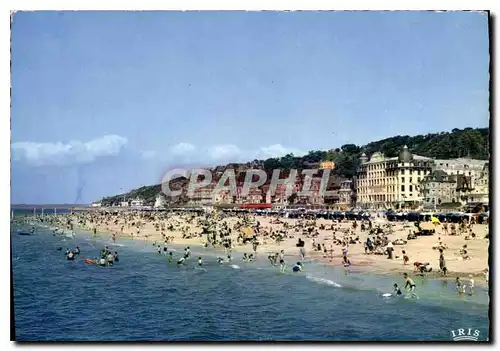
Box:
439 249 447 276
402 250 409 265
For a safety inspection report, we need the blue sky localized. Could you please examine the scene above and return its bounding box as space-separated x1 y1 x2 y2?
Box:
11 11 490 204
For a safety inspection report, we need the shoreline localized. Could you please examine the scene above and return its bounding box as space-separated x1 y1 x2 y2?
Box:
15 210 489 287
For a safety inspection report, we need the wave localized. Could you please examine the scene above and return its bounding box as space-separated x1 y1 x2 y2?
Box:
306 275 342 288
230 264 240 270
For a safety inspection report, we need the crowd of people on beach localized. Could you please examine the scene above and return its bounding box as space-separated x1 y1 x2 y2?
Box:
17 206 489 298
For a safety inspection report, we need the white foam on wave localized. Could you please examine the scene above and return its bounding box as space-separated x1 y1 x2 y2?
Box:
306 275 342 288
230 264 240 269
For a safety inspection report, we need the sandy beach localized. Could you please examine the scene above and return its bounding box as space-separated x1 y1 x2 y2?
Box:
44 209 488 283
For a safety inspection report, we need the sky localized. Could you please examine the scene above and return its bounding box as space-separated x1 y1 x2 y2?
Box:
10 11 490 204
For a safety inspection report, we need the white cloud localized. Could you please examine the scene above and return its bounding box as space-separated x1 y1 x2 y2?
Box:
170 142 196 157
140 150 157 159
11 135 128 166
208 144 242 161
258 144 305 159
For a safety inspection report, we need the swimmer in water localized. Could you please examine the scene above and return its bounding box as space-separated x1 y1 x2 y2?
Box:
393 283 403 296
157 246 162 255
198 257 203 266
456 277 466 296
403 273 417 298
468 275 475 295
279 259 286 273
248 254 254 262
217 257 224 264
292 262 303 272
168 252 173 263
242 253 248 262
177 257 185 265
268 254 275 266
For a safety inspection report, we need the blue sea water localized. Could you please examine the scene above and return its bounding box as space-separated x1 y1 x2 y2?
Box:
11 215 490 341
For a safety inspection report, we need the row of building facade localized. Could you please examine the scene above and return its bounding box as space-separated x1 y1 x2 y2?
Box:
98 146 489 211
355 146 489 209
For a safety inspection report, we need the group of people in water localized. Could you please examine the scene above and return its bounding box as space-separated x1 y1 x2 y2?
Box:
60 244 119 267
61 246 80 260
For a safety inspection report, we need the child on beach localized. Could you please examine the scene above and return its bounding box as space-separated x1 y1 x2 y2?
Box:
280 259 286 273
456 277 466 296
403 273 417 298
402 250 409 265
468 275 475 295
393 284 403 296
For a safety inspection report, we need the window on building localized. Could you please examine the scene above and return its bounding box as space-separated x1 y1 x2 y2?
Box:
409 170 412 175
401 177 405 183
469 172 471 176
409 177 412 183
417 170 421 175
409 185 413 192
417 177 420 182
401 185 405 192
401 169 404 175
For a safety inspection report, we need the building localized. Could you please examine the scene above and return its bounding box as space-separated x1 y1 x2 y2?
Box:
319 161 335 169
338 179 354 207
153 194 166 209
296 177 324 205
120 201 129 207
190 184 214 205
434 158 489 206
468 163 489 204
453 170 488 206
212 189 233 204
130 198 144 207
434 158 488 188
419 170 458 209
90 202 102 207
356 146 434 209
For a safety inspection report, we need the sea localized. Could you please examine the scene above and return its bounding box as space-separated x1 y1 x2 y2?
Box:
11 210 490 341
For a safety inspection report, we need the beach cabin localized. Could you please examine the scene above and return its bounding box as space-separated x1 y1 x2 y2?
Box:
130 198 144 207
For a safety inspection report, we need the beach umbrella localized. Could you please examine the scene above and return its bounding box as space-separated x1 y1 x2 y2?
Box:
430 216 440 224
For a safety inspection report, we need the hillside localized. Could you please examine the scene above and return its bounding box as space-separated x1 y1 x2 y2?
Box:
99 127 489 206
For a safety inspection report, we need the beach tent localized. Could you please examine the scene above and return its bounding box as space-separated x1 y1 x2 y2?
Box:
241 227 254 238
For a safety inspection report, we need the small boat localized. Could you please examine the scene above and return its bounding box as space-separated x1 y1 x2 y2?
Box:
17 230 34 236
